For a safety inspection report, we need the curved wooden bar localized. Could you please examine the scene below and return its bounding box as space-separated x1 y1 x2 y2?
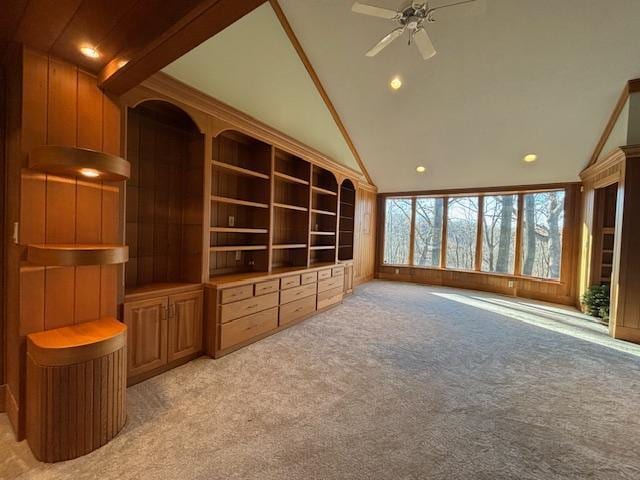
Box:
27 243 129 266
29 145 131 181
26 318 128 462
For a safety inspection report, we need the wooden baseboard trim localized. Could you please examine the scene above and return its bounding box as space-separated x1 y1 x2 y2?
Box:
354 274 374 287
127 352 203 387
612 325 640 344
377 273 576 307
6 385 21 439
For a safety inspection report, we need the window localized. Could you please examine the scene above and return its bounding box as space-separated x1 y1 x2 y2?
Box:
383 198 412 265
413 197 444 267
482 195 518 274
446 196 479 270
521 191 565 280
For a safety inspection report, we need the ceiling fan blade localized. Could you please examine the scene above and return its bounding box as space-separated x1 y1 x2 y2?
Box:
429 0 486 21
413 28 436 60
352 2 400 20
365 27 405 57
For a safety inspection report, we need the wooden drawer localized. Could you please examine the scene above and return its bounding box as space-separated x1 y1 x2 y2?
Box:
280 283 316 305
318 275 344 293
318 269 332 280
280 295 316 326
220 307 278 350
221 284 253 304
255 279 279 296
220 292 278 323
281 275 301 290
317 286 343 310
301 271 318 285
332 266 345 277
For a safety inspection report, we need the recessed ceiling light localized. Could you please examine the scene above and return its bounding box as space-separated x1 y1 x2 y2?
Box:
416 166 426 173
390 77 402 90
79 168 100 178
80 46 100 59
523 154 538 163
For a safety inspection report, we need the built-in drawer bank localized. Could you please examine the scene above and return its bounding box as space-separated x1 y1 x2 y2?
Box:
220 292 279 323
318 276 344 293
279 295 316 326
220 307 278 350
318 286 343 310
280 283 316 305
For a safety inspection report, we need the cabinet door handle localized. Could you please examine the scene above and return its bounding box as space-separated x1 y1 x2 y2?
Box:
161 306 168 321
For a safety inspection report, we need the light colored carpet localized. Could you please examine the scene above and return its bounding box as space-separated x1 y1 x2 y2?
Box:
2 280 640 480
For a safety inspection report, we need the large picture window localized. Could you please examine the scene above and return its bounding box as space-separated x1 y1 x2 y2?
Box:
413 197 444 267
382 187 567 281
383 198 412 265
446 197 479 270
521 191 565 280
482 195 518 274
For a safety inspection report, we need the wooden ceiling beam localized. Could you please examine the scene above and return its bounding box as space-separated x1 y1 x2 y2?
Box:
98 0 266 95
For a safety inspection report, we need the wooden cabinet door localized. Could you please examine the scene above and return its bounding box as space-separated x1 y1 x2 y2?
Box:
168 290 203 362
124 297 168 378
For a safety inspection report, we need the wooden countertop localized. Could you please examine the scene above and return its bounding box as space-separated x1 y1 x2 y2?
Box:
207 261 353 289
124 282 203 302
27 317 126 367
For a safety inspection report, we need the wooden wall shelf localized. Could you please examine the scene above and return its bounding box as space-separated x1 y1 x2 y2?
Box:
210 245 267 252
212 160 269 179
210 227 268 234
273 244 307 249
274 202 308 212
29 145 130 181
311 209 336 216
312 186 337 196
27 244 129 266
211 195 269 209
274 171 309 185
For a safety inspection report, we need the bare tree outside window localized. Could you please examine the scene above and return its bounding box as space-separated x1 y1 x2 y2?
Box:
446 197 478 270
383 198 412 265
482 195 518 274
414 198 444 267
521 191 565 280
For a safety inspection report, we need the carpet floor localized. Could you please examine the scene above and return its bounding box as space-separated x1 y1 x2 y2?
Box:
2 280 640 480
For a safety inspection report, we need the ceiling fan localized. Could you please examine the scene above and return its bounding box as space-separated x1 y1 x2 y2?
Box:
352 0 481 60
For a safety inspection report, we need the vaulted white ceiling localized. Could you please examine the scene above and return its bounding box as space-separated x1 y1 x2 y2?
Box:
162 3 362 174
278 0 640 192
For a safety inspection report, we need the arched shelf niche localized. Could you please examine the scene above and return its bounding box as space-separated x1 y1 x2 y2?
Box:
125 100 205 291
338 179 356 261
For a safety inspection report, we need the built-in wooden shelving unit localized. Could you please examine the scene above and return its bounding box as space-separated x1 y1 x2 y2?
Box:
309 165 339 266
209 130 271 276
206 132 356 279
593 184 618 286
338 180 356 261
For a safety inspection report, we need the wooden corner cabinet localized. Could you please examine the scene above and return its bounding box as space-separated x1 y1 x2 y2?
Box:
26 318 127 462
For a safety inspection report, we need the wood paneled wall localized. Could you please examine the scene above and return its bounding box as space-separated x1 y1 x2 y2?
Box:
353 185 376 286
4 46 122 436
376 185 581 307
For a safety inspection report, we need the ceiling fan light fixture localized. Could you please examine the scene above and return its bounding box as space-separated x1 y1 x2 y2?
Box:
390 77 403 90
416 166 426 173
